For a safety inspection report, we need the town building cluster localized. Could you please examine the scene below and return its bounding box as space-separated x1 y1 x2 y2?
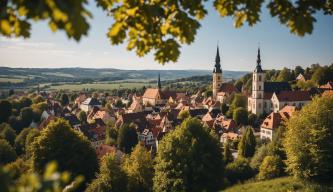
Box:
34 46 332 158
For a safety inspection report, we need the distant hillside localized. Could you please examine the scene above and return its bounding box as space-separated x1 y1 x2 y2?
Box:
0 67 248 84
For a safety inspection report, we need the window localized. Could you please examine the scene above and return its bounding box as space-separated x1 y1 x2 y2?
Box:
253 75 256 81
218 76 220 80
259 75 262 81
258 93 262 98
259 103 261 108
264 102 267 108
259 85 261 90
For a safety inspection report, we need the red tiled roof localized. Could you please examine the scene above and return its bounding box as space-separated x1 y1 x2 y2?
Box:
320 82 333 90
142 88 161 99
323 90 333 97
220 83 238 94
275 91 311 101
261 112 282 129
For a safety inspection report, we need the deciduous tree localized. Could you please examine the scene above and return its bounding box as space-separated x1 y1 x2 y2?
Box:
86 153 127 192
0 123 17 146
154 118 224 192
1 0 331 63
284 95 333 182
0 139 17 165
31 118 98 184
123 144 154 192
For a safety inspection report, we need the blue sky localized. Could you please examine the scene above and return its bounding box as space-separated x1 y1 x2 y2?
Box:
0 1 332 71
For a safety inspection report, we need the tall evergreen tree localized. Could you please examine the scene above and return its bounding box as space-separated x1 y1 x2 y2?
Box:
238 127 256 158
0 100 12 123
223 140 234 164
60 94 69 106
117 124 138 154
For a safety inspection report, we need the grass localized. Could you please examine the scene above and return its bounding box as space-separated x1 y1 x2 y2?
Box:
223 177 333 192
47 82 154 91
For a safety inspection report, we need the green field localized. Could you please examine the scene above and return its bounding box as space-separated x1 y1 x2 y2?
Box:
223 177 333 192
0 77 24 83
47 82 154 91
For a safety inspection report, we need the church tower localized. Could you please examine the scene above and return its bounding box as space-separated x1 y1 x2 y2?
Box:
212 46 222 99
157 73 161 89
251 47 265 115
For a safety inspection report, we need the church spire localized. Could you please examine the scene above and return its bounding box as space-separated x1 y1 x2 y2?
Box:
213 45 222 73
157 73 161 89
254 47 263 72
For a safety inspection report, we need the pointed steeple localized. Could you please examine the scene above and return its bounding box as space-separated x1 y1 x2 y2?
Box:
254 47 263 72
157 73 161 89
213 45 222 73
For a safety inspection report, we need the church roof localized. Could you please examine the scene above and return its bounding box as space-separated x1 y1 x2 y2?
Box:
254 47 263 73
219 83 239 94
274 90 311 101
264 82 291 93
213 46 222 73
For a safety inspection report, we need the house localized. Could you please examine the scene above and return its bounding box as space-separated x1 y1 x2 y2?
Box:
214 115 237 133
271 91 311 112
296 73 310 82
138 129 156 147
75 94 87 105
319 82 333 90
62 113 81 128
93 110 115 124
115 112 147 132
142 88 185 107
160 112 176 132
80 98 102 112
95 144 124 159
220 132 240 143
41 110 55 121
260 105 296 140
127 100 144 113
216 83 239 104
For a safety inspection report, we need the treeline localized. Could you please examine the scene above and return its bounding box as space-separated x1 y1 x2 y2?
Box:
234 63 333 93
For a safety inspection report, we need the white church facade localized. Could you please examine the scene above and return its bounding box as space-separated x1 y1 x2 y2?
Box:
247 48 311 116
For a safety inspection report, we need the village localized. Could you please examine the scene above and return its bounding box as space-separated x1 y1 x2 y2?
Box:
11 46 331 160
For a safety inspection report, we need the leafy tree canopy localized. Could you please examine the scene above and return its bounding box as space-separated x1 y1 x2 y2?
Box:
31 118 98 184
284 95 333 182
153 117 224 192
123 144 154 192
0 123 17 146
1 0 332 63
0 139 17 165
